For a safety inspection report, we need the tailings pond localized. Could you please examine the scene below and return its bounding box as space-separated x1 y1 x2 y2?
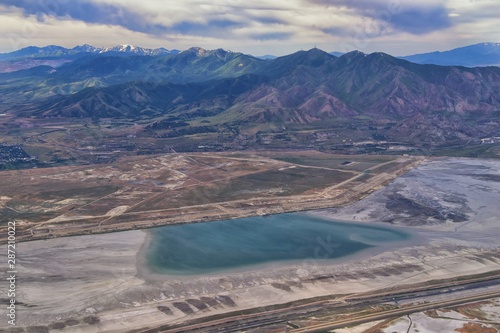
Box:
146 213 410 275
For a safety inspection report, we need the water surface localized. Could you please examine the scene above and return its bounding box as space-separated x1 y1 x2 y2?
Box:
146 213 410 275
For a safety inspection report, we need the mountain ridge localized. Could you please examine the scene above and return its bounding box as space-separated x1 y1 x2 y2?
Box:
1 45 500 150
0 44 179 60
2 41 500 68
400 42 500 67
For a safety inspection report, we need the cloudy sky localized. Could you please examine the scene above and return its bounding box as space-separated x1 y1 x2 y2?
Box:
0 0 498 56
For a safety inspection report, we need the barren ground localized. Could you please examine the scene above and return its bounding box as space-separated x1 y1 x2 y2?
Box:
0 150 421 243
2 156 500 333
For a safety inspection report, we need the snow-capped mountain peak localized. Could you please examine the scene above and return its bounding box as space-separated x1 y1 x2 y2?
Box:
72 44 178 56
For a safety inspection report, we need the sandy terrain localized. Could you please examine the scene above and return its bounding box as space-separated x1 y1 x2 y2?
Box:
0 151 421 243
333 299 500 333
2 157 500 333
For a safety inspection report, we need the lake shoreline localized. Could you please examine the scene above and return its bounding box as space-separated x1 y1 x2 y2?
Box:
8 157 500 333
136 213 424 282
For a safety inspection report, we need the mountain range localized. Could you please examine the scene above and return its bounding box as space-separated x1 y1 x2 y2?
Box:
1 43 499 153
0 44 179 73
2 42 500 69
0 44 179 60
400 42 500 67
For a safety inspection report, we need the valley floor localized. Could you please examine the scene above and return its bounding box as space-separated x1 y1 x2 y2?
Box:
0 151 422 243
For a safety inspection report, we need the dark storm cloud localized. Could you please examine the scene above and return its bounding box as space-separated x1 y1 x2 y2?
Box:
309 0 453 35
2 0 169 34
385 6 451 34
1 0 282 40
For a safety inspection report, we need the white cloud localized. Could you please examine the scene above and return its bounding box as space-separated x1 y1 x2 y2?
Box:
0 0 498 56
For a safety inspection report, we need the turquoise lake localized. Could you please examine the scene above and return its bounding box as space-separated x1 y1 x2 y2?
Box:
145 213 410 275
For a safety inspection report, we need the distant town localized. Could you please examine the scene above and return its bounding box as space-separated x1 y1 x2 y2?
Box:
0 145 36 168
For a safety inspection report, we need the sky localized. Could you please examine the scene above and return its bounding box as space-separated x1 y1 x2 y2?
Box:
0 0 498 56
